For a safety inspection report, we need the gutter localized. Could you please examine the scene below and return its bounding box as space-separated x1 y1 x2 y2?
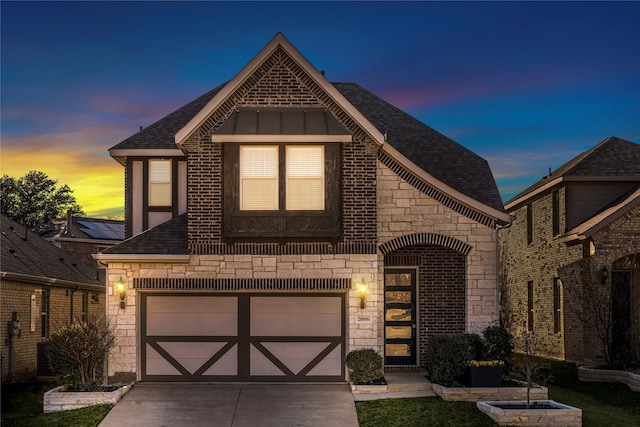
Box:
93 253 191 264
1 271 104 292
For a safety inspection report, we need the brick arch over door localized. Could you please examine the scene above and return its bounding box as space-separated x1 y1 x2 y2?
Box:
384 244 466 367
378 233 472 256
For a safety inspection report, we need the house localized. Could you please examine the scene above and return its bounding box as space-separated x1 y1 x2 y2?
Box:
0 214 105 382
95 33 510 383
499 136 640 366
38 210 124 270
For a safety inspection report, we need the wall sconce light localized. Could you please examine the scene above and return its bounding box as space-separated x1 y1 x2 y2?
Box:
600 266 608 285
357 278 368 309
115 277 126 309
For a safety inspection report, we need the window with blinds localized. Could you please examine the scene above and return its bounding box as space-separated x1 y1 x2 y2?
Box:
286 146 324 210
149 160 171 206
241 146 279 210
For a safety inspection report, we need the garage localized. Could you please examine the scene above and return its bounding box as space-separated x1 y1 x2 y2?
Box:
140 292 345 382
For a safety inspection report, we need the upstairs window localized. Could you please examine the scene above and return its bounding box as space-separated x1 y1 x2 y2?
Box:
286 146 324 210
241 146 279 210
149 160 171 206
526 203 533 244
552 190 560 236
239 145 325 211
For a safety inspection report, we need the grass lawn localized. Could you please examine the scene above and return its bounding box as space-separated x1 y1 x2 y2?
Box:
356 396 496 427
356 357 640 427
1 379 112 427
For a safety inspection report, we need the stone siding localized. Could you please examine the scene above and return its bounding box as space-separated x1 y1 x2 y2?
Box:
106 254 378 379
378 162 500 335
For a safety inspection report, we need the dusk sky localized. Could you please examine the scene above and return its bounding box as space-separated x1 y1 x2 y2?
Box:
2 1 638 218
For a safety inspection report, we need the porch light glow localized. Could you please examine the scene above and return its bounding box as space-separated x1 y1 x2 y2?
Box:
116 277 126 309
358 278 368 309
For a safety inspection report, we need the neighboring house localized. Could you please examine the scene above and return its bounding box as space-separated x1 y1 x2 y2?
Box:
1 214 105 382
499 137 640 366
38 210 124 270
95 33 510 383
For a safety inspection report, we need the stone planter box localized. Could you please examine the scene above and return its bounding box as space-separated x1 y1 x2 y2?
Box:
477 400 582 427
578 366 640 391
433 382 548 402
43 383 132 413
350 383 388 394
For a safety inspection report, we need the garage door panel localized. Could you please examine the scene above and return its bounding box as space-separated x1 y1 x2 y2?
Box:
146 296 237 336
146 344 182 376
142 293 344 382
307 346 342 376
251 313 341 336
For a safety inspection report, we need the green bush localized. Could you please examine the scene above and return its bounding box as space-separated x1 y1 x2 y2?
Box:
346 348 383 385
46 315 115 391
426 333 483 386
482 325 514 374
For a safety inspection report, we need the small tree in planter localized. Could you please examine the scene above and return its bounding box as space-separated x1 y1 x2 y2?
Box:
46 315 116 391
515 323 552 408
345 348 384 385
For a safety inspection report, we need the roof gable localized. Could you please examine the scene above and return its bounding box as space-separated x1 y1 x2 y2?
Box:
507 137 640 208
175 33 385 147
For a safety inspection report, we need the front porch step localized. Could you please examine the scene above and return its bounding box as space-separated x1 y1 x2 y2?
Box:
385 372 432 392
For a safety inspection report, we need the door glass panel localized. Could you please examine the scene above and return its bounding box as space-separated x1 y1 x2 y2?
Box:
384 273 412 286
386 344 411 357
385 291 411 303
386 326 412 339
386 308 411 321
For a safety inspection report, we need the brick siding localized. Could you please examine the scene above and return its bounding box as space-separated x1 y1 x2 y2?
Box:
184 46 378 249
1 280 105 382
500 187 640 363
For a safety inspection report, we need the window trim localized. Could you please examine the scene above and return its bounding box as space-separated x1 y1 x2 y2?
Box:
41 288 50 338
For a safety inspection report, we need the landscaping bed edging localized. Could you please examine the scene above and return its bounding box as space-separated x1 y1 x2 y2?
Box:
432 382 548 402
578 366 640 391
43 383 133 413
477 400 582 427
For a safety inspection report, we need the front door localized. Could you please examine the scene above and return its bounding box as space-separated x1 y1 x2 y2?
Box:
611 271 633 366
384 268 417 366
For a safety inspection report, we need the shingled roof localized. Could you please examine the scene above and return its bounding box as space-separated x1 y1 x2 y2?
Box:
109 82 503 211
333 83 503 211
100 214 188 255
109 85 224 151
1 214 104 288
507 137 640 206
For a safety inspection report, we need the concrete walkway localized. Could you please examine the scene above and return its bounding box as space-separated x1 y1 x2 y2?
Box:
99 383 359 427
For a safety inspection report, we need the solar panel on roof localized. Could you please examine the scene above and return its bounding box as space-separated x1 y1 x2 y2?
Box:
77 220 124 240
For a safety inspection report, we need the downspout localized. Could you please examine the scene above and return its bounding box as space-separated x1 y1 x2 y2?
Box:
496 216 515 326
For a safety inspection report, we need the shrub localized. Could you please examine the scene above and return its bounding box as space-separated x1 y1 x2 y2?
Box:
346 348 383 385
481 325 515 374
46 315 115 391
426 333 483 386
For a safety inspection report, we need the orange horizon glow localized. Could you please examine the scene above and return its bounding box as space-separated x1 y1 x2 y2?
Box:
1 133 124 219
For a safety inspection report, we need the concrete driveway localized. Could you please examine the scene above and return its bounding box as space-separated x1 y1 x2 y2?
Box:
99 383 359 427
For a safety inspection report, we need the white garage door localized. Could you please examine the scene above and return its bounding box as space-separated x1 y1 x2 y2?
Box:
141 293 345 382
